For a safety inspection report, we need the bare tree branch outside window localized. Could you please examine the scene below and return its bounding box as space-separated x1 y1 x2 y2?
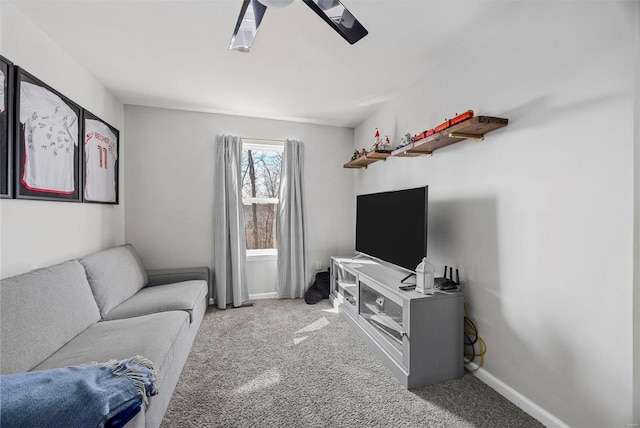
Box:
241 148 282 250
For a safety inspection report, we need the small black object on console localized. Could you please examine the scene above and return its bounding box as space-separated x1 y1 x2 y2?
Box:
435 265 459 291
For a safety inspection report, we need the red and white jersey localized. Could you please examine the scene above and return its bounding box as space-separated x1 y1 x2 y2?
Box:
0 69 5 113
84 118 117 202
19 81 78 193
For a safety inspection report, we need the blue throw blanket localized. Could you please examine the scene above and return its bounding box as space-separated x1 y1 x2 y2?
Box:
0 356 158 428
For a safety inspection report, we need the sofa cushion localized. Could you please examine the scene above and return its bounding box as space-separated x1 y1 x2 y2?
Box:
33 311 189 374
0 260 101 374
79 244 148 318
33 310 191 425
146 267 209 287
102 280 208 323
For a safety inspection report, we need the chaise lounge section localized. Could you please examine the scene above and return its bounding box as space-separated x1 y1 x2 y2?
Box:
0 244 209 427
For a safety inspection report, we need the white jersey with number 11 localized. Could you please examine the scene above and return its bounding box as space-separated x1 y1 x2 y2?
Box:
84 119 117 202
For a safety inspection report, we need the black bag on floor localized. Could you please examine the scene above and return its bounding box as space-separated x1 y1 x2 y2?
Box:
304 270 331 304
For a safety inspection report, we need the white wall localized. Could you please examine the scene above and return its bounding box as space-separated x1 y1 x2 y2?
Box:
0 2 125 279
245 257 278 298
123 105 354 296
354 2 636 427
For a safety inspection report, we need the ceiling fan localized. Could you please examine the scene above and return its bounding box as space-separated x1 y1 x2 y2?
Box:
229 0 368 52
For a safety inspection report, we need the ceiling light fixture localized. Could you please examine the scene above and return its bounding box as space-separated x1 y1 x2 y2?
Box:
229 0 367 53
256 0 294 7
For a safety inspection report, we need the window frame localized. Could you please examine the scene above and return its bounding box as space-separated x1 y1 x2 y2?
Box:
242 140 284 258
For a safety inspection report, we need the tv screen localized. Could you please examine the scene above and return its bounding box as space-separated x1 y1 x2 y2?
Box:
356 186 428 272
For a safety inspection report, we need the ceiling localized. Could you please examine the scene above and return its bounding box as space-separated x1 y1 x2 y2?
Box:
10 0 514 128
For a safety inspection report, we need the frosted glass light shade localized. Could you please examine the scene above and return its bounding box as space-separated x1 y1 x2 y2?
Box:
257 0 294 7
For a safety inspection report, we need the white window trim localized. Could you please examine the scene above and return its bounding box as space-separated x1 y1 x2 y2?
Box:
246 248 278 260
244 197 279 204
243 140 284 153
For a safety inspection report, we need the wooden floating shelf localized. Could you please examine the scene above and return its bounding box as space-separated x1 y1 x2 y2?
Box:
345 116 509 168
343 150 392 169
400 116 508 156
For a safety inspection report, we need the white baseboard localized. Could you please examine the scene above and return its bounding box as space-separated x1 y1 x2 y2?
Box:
208 293 278 306
249 292 278 300
467 362 569 428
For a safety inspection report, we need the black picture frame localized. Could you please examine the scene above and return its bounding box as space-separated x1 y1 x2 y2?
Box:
0 55 14 199
82 110 119 204
14 67 82 202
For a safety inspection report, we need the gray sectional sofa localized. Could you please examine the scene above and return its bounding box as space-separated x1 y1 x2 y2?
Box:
0 244 209 427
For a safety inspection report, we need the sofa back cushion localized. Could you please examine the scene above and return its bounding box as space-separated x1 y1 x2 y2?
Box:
79 244 148 318
0 260 101 374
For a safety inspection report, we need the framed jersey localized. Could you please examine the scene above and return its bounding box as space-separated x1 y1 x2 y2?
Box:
82 111 119 204
14 67 82 202
0 55 14 199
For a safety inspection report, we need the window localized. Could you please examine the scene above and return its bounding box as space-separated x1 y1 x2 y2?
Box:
241 141 283 257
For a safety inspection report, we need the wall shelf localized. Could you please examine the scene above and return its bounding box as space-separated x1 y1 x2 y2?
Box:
395 116 508 156
343 150 392 169
345 116 508 168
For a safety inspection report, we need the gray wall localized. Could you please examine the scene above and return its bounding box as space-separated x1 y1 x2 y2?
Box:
0 2 125 279
123 105 355 296
3 0 638 424
354 2 637 426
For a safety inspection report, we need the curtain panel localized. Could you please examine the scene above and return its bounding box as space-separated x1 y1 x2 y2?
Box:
213 135 248 308
276 139 309 299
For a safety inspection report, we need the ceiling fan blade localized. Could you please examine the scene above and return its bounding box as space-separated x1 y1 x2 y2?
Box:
301 0 368 45
229 0 267 52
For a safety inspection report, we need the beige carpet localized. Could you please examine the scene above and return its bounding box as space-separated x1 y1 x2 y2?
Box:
161 299 542 427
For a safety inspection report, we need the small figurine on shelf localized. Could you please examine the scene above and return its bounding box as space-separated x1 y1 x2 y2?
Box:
359 148 367 157
374 128 381 146
376 135 393 151
351 150 359 160
395 132 413 149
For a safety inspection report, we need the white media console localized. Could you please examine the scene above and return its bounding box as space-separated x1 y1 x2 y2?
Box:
330 256 464 389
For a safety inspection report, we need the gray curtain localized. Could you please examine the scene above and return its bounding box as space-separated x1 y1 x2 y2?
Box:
213 134 248 308
276 139 309 299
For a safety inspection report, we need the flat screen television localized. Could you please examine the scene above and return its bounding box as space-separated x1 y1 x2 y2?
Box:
355 186 428 272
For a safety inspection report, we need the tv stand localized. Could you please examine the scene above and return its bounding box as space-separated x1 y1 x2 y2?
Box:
330 256 464 389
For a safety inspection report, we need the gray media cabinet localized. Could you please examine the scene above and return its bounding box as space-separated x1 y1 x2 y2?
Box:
330 256 464 389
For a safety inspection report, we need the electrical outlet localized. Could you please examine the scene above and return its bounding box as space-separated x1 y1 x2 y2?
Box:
315 261 321 270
